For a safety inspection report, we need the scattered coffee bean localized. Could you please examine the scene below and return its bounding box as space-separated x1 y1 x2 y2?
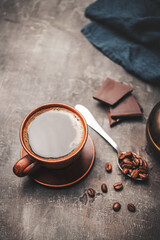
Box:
127 203 136 212
101 184 108 193
105 162 112 172
113 202 121 212
87 188 95 198
113 182 123 191
118 152 149 180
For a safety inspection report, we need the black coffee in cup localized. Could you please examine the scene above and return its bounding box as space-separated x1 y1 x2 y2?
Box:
23 107 84 159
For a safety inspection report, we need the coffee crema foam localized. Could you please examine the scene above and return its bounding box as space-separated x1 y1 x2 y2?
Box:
23 107 84 159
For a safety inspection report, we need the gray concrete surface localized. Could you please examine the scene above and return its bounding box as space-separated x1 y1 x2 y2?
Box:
0 1 160 240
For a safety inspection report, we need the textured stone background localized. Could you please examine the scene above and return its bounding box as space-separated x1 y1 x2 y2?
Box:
0 0 160 239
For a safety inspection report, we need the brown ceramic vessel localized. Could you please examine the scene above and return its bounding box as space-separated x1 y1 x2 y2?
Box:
13 103 88 177
146 101 160 156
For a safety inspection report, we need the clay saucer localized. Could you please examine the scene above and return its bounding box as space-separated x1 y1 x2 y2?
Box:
21 135 95 187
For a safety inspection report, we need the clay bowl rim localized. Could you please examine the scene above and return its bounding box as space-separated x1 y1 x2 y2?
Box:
20 103 88 163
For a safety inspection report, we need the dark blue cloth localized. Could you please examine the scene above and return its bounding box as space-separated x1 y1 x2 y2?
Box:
81 0 160 83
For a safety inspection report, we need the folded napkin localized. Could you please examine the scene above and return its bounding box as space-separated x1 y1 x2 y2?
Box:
81 0 160 83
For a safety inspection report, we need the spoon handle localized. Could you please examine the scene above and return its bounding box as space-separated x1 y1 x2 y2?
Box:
75 104 120 153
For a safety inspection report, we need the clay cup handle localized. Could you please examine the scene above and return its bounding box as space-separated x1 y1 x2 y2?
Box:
13 155 37 177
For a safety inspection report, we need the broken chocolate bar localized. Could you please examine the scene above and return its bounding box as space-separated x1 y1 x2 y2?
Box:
106 107 121 127
110 94 143 119
93 78 134 106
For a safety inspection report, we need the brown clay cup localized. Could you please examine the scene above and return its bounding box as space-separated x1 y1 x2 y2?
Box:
13 103 88 177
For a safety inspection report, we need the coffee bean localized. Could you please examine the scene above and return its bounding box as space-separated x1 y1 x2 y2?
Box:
132 159 139 167
139 173 148 179
127 203 136 212
135 158 140 166
119 152 149 179
123 151 133 158
120 161 124 166
87 188 95 198
113 182 123 190
139 159 143 166
113 202 121 212
105 162 112 172
128 169 133 175
130 169 139 179
132 153 137 159
118 153 125 160
138 166 148 173
123 158 132 164
118 152 132 160
101 184 108 193
122 162 133 168
122 168 129 175
142 159 148 169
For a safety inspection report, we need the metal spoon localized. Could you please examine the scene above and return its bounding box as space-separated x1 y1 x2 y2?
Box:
75 104 143 180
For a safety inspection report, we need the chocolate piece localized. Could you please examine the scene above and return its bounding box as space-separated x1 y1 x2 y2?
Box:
93 78 134 106
106 107 121 127
110 94 142 119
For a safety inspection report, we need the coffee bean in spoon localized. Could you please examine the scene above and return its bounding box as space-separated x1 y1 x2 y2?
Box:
138 166 148 173
130 169 139 179
132 159 139 168
118 152 133 160
139 158 143 166
139 173 148 179
118 151 148 180
122 168 129 175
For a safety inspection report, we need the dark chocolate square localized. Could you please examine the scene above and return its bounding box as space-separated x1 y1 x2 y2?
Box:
93 78 134 106
106 107 121 127
110 94 143 119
